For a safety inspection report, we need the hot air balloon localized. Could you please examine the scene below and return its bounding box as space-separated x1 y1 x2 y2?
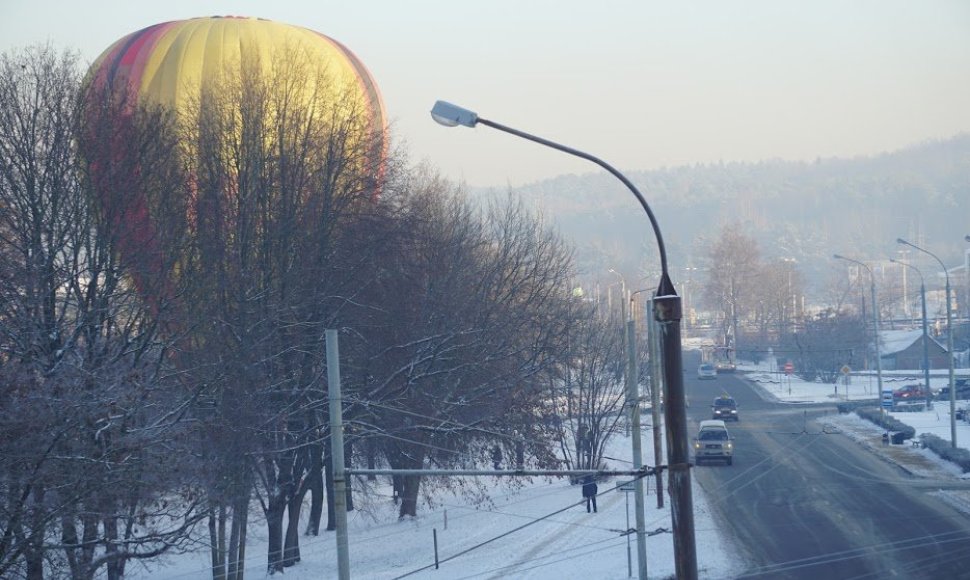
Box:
84 16 387 307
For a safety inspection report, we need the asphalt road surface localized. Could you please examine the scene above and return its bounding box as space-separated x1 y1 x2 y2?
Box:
684 351 970 579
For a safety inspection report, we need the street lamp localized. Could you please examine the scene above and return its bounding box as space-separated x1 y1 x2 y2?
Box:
432 100 695 580
965 235 970 325
684 266 698 333
890 258 932 410
609 268 627 319
898 238 956 448
833 255 885 401
781 258 798 332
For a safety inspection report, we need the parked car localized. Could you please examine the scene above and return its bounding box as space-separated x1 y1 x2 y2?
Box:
697 363 717 380
892 384 929 401
711 395 739 421
936 378 970 401
693 420 734 465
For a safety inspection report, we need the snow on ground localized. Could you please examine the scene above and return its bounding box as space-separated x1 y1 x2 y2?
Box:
130 424 743 579
740 359 970 404
743 358 970 519
131 358 970 580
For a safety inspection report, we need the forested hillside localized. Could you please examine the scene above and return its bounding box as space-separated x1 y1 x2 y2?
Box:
475 134 970 293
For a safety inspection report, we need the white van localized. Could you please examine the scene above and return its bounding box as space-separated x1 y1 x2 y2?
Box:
693 420 733 465
697 363 717 380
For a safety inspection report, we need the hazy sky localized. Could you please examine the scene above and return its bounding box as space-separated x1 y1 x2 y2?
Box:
2 0 969 187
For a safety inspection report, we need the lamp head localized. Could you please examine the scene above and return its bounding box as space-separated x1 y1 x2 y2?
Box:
832 254 843 260
896 238 908 245
431 100 479 128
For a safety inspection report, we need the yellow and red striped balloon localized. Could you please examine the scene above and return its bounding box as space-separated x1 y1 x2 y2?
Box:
84 16 387 307
89 16 385 146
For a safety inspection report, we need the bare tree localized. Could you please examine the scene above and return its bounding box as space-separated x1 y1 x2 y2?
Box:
702 224 761 357
779 309 866 383
550 307 627 474
353 176 577 518
747 258 804 346
176 46 384 576
0 45 200 580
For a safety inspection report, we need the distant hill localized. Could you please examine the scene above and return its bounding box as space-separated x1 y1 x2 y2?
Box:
472 134 970 294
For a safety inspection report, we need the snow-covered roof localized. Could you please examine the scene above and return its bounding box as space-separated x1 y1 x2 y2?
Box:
879 328 947 356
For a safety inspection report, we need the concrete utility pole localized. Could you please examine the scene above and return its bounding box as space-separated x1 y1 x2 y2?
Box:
655 294 697 579
326 329 350 580
626 315 648 579
647 296 665 509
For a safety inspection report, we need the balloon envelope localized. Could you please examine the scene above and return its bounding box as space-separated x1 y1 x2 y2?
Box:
89 16 385 143
84 17 387 307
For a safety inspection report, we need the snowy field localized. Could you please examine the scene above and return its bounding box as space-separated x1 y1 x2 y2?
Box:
128 357 970 580
130 428 743 579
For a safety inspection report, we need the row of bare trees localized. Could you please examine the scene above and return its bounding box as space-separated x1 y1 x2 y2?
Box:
1 45 629 579
700 224 867 379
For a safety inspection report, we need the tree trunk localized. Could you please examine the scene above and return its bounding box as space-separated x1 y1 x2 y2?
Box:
265 495 286 575
398 474 422 519
227 493 249 580
104 513 122 580
209 505 227 580
282 491 304 567
61 513 80 578
25 486 45 580
79 511 98 580
324 443 335 531
305 443 323 536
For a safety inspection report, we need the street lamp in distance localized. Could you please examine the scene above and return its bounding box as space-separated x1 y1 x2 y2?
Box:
832 254 885 402
897 238 956 447
890 258 932 410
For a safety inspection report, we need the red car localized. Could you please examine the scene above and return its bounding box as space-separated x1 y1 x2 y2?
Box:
892 384 928 400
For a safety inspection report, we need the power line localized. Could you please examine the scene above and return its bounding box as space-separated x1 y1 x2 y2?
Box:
390 473 651 579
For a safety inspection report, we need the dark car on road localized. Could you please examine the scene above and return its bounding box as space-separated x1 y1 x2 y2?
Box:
936 378 970 401
711 396 739 421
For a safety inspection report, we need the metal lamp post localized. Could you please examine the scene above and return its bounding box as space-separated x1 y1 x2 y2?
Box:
431 100 696 580
890 258 932 410
609 269 627 308
631 288 665 509
833 255 885 400
898 238 956 448
965 235 970 326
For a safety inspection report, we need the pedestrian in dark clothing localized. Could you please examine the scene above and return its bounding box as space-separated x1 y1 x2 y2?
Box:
582 477 598 513
491 445 503 470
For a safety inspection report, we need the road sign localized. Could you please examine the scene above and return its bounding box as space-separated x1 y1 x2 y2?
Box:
784 362 794 375
841 365 851 375
881 389 894 410
618 479 636 492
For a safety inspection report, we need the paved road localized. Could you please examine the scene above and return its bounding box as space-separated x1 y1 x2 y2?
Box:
684 351 970 579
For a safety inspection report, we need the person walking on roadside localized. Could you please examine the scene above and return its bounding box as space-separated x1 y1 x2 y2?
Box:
582 476 598 513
